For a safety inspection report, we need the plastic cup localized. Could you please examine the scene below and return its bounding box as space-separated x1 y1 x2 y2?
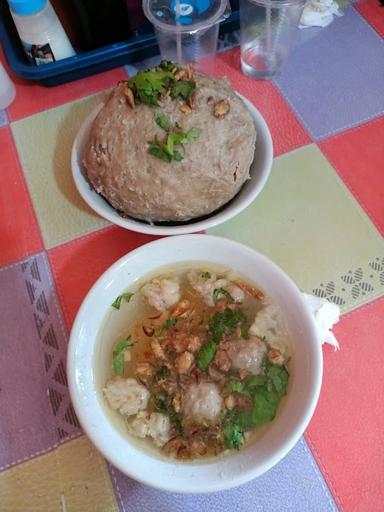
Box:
239 0 305 79
143 0 229 64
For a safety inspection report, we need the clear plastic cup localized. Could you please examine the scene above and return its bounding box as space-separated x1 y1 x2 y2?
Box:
240 0 305 79
143 0 229 64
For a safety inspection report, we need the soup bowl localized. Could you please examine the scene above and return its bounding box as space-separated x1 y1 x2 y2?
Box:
67 235 322 493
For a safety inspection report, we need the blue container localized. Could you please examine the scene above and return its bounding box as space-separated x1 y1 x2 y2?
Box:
0 0 239 86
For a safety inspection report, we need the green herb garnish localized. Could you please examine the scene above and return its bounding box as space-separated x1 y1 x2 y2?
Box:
196 339 218 371
201 271 211 279
222 359 289 448
153 391 171 413
155 112 172 132
153 391 182 433
148 119 201 163
241 322 250 340
154 317 177 337
154 366 171 381
170 80 196 100
169 409 183 434
111 292 134 310
223 420 244 450
226 380 246 395
148 146 172 163
126 61 195 107
212 288 234 304
197 308 246 371
113 336 134 375
127 69 173 107
165 318 177 328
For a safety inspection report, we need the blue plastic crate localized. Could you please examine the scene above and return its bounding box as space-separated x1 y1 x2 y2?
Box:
0 0 239 86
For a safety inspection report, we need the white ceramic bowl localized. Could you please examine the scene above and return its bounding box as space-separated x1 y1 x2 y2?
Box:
71 95 273 236
67 235 322 493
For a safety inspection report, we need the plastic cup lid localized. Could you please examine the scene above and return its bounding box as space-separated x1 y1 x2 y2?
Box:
143 0 228 33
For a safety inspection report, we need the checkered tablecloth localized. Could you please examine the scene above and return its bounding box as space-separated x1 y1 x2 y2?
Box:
1 3 383 510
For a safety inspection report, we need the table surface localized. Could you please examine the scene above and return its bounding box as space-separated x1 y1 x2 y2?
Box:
1 3 383 511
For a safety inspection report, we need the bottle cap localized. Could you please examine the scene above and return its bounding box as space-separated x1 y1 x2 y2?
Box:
8 0 46 16
143 0 229 33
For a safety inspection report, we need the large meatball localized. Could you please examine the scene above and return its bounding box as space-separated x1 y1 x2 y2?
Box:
83 72 256 223
183 382 223 424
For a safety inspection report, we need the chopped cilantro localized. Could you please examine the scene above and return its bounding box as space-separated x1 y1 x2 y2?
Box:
113 336 133 375
152 391 182 434
155 112 172 132
148 112 201 163
197 339 218 371
197 308 246 371
265 363 289 397
226 380 246 395
165 318 177 328
127 69 173 107
208 308 246 342
173 150 183 161
112 292 134 310
180 127 201 143
201 271 211 279
170 80 196 100
246 375 266 389
158 60 178 72
154 317 177 337
153 391 171 413
223 410 248 449
212 287 234 304
148 146 171 162
154 366 171 381
169 409 183 434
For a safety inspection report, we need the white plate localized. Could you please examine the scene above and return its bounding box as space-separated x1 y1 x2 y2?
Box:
67 235 322 493
71 94 273 235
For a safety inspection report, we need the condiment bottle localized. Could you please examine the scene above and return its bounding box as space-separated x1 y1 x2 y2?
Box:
7 0 76 65
0 61 16 109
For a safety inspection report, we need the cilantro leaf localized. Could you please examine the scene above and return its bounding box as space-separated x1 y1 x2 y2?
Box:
170 80 196 100
154 366 171 381
154 317 177 337
223 421 244 450
165 318 177 328
246 375 266 389
208 308 246 343
180 127 201 144
155 112 172 132
250 389 279 426
226 380 246 395
148 146 172 162
212 287 234 304
113 336 133 375
169 409 183 434
112 292 134 310
197 339 218 371
153 391 171 413
266 364 289 397
158 60 178 72
153 391 183 433
173 150 183 161
201 271 211 279
128 69 173 106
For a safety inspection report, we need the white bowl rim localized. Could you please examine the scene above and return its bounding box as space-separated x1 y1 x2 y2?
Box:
71 94 273 236
67 235 323 493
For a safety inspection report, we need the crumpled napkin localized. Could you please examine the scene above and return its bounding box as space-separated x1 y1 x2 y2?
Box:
302 293 340 350
299 0 343 29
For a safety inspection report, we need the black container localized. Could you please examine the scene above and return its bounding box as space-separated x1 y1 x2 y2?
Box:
0 0 239 86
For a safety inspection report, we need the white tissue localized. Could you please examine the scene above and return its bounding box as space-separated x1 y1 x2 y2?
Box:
299 0 343 29
302 293 340 350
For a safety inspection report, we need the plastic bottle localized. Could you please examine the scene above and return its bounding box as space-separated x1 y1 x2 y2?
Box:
7 0 76 65
0 62 16 109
